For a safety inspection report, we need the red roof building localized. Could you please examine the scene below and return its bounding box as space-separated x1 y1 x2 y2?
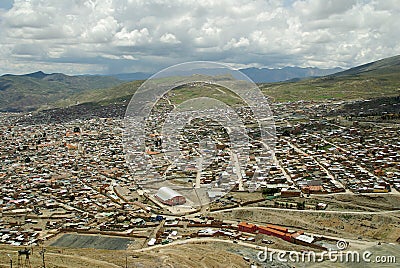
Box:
238 222 257 233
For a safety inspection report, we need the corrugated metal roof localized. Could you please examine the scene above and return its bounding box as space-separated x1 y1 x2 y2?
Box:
155 187 183 201
295 234 314 244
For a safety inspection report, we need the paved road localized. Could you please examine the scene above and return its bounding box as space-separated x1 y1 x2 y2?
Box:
210 206 400 215
231 153 244 191
273 154 295 186
195 158 202 189
131 236 376 258
132 237 287 254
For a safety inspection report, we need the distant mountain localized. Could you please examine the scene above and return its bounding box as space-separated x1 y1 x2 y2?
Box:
108 66 343 83
23 70 48 79
2 55 399 112
239 66 344 83
107 69 235 81
109 72 151 81
53 55 400 109
260 55 400 102
0 71 122 112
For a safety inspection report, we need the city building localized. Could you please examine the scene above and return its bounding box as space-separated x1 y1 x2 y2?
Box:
155 187 186 206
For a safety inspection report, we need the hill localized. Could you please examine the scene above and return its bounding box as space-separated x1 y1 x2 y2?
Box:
108 72 151 81
108 66 343 83
240 66 343 83
54 80 143 108
0 71 122 112
2 55 400 112
332 55 400 77
73 55 400 106
260 55 400 102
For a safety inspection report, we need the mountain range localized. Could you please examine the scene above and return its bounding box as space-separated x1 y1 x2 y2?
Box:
1 55 399 112
108 66 343 83
240 66 343 83
62 55 400 108
260 55 400 102
0 71 122 112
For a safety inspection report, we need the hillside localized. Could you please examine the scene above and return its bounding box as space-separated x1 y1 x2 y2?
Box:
260 55 400 102
0 71 122 112
332 55 400 77
240 66 343 83
54 80 143 108
72 55 400 106
1 55 399 112
108 66 343 83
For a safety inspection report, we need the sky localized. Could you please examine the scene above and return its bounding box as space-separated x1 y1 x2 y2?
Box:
0 0 399 75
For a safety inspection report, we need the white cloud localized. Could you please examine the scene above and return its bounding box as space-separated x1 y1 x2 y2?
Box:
114 27 151 46
0 0 399 74
122 54 137 60
160 33 180 44
82 16 120 43
224 37 250 50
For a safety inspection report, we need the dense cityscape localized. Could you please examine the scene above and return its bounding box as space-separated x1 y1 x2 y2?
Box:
0 95 398 266
1 1 399 266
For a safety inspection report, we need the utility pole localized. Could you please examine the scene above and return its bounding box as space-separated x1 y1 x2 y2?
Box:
40 248 46 268
7 254 12 268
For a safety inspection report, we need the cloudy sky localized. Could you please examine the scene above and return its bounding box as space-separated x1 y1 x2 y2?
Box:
0 0 399 75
